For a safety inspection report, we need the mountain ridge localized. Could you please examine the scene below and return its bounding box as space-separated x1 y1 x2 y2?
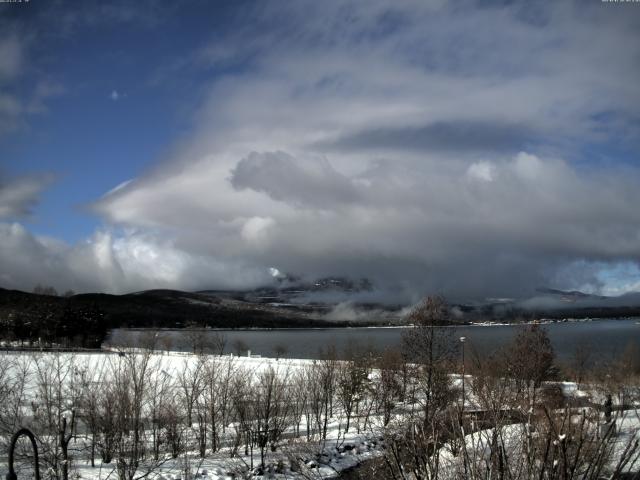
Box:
1 282 639 348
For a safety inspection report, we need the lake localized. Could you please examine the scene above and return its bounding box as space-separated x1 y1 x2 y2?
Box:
106 318 640 363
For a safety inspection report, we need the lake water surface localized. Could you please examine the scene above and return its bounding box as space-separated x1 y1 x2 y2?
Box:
107 319 640 363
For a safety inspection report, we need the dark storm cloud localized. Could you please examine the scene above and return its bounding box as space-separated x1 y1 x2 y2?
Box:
0 172 54 219
317 121 535 154
80 0 640 298
230 151 360 208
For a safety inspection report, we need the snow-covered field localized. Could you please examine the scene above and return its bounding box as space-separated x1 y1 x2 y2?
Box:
1 349 638 479
0 350 387 480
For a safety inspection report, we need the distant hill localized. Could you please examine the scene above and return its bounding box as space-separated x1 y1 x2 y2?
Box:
2 280 639 348
452 287 640 322
0 287 348 348
534 287 605 302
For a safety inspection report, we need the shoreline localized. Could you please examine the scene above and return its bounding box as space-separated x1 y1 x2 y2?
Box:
116 316 640 333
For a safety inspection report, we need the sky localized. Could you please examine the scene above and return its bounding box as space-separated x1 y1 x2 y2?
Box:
1 0 640 302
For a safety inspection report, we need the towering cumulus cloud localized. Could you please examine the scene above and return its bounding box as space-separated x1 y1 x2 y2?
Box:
1 0 640 298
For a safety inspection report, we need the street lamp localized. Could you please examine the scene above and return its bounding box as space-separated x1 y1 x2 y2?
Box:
459 336 466 415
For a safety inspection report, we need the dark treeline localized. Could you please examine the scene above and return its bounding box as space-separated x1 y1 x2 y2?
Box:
0 288 347 348
454 303 640 324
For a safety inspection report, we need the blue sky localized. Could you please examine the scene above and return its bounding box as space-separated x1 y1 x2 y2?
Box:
2 0 245 240
1 0 640 299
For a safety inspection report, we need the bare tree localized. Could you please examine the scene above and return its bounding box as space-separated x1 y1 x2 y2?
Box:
306 356 337 447
185 328 213 355
158 334 174 353
177 358 204 427
337 344 372 433
33 284 59 296
30 353 82 480
139 332 160 353
96 378 119 464
502 324 557 410
109 352 168 480
144 361 173 461
272 344 288 360
232 339 249 356
290 368 310 438
569 340 592 387
402 296 456 428
202 355 236 453
193 370 209 458
383 349 640 480
230 368 254 458
207 331 227 356
159 395 185 459
0 354 31 448
374 348 404 427
253 365 293 469
77 357 110 467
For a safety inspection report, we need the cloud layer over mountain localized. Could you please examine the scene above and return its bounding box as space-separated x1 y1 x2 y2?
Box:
1 0 640 299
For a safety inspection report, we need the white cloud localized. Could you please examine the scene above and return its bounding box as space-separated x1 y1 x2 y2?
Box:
0 24 64 136
27 81 65 114
513 152 544 180
467 162 495 182
87 1 640 298
0 34 23 82
3 1 640 298
240 216 275 245
0 223 272 294
0 32 25 136
90 148 640 298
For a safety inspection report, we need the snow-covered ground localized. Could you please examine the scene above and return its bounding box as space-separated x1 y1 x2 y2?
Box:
0 351 387 480
1 350 638 479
